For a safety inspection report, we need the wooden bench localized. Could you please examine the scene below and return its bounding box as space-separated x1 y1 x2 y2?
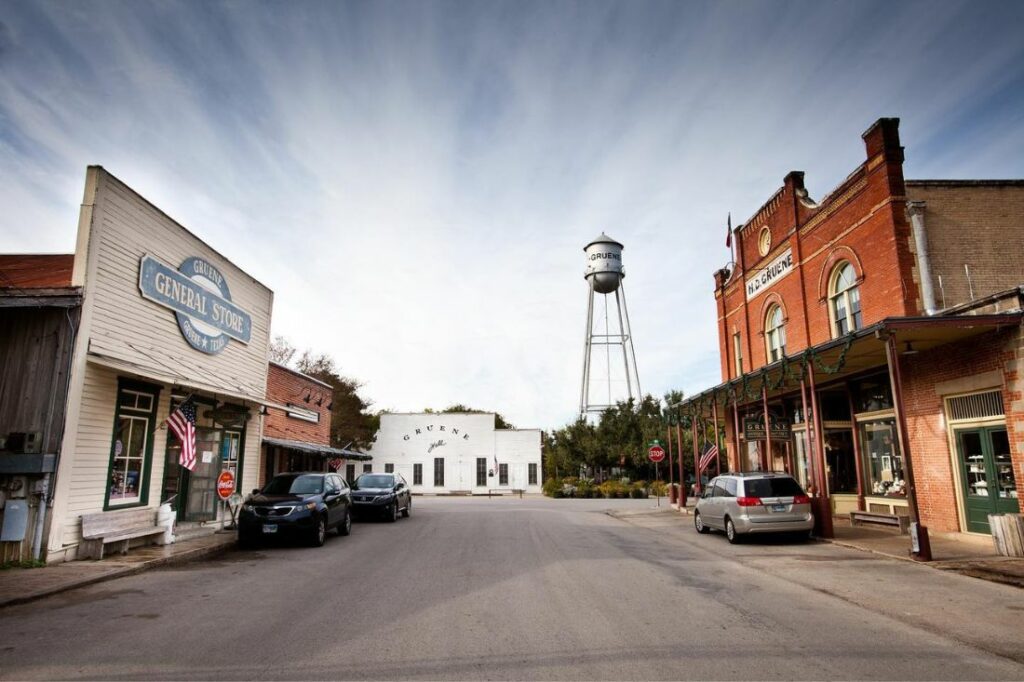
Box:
80 508 164 560
849 510 910 535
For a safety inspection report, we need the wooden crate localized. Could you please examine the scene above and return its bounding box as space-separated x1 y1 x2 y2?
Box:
989 513 1024 557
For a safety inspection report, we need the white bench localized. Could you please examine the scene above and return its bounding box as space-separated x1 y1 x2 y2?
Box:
80 508 164 560
849 510 910 535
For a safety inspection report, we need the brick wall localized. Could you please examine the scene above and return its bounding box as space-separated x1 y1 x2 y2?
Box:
716 118 918 381
264 363 332 444
901 327 1021 532
906 182 1024 311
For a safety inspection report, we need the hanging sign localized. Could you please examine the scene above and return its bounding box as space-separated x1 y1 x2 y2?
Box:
139 255 252 354
745 248 794 301
743 415 791 441
204 406 251 427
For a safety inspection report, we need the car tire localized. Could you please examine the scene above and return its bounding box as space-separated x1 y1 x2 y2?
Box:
337 509 352 536
310 516 327 547
387 501 398 523
725 517 742 544
694 511 709 534
238 531 258 549
401 498 411 518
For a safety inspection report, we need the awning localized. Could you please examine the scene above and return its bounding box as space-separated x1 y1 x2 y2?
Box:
262 437 372 461
680 312 1023 417
87 336 287 410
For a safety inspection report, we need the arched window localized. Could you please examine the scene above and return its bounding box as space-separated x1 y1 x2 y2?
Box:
829 262 862 337
765 304 786 362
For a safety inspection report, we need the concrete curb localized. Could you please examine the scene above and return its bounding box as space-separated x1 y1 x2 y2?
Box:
0 538 234 610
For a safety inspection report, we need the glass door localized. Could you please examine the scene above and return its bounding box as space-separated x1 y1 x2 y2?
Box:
956 427 1019 533
183 428 223 522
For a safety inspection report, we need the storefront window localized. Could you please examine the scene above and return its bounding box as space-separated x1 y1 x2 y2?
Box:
853 376 893 413
860 419 905 497
106 381 160 508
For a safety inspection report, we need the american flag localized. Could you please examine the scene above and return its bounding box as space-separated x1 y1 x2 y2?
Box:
168 397 197 471
699 441 718 473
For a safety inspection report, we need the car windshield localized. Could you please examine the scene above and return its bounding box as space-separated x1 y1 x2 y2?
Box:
263 475 324 495
355 475 394 489
744 477 805 497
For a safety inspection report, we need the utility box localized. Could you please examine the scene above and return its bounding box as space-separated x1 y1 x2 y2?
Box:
1 499 29 542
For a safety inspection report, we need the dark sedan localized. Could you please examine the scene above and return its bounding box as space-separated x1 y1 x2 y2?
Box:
351 473 411 522
238 472 352 547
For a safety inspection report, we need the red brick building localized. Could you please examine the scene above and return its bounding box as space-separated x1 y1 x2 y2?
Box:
681 118 1022 551
261 362 370 487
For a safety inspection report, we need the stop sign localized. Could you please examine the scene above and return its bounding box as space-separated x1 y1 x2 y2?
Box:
216 469 236 500
648 445 666 463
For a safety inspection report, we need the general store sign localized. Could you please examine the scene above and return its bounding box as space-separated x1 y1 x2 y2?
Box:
138 255 252 354
745 248 793 301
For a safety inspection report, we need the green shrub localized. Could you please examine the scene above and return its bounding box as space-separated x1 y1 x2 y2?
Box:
542 478 561 497
649 480 667 497
552 488 565 498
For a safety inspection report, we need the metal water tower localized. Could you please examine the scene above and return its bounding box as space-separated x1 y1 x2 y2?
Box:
579 233 641 417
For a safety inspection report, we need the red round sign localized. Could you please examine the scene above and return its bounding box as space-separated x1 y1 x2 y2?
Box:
648 445 666 463
216 470 236 500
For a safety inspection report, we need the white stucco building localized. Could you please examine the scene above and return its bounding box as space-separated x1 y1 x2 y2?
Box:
367 413 542 494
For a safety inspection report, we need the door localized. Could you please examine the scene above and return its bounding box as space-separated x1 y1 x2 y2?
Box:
957 427 1019 533
182 428 223 522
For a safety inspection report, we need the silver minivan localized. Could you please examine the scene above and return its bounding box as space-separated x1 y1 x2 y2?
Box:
694 472 814 543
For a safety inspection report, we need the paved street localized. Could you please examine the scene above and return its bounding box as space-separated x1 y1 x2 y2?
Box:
2 497 1023 680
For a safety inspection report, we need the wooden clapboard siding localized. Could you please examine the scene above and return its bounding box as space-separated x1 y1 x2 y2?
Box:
0 307 78 454
84 168 272 395
47 167 273 560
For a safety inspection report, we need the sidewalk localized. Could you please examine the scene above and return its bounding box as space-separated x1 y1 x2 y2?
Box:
0 531 236 608
629 504 1024 589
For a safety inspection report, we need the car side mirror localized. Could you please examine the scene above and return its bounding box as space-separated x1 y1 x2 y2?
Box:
251 488 260 496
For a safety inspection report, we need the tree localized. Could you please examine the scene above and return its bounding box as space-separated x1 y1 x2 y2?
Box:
424 404 515 430
294 350 379 451
268 335 297 365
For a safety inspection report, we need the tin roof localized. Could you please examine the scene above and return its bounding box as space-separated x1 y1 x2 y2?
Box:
262 436 371 460
584 233 623 250
0 254 74 289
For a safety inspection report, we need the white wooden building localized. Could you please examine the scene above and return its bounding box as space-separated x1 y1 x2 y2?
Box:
43 166 274 562
366 413 542 494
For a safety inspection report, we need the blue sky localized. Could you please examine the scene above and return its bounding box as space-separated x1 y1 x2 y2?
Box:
2 1 1023 429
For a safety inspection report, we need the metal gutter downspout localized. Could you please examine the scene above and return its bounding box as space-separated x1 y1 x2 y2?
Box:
906 201 937 315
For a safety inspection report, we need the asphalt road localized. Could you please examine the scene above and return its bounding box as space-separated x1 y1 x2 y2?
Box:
2 497 1023 680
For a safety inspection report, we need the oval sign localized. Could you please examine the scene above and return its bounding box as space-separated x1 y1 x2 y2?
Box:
216 469 236 500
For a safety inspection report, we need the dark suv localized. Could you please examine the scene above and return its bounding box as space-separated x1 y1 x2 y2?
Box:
238 472 352 547
351 472 411 522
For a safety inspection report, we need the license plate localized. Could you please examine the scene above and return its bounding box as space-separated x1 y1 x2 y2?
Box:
771 504 786 512
262 524 278 533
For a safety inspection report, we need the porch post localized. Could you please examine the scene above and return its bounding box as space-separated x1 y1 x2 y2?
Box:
692 413 701 496
733 400 743 472
808 362 834 539
846 382 866 511
676 418 686 507
884 332 933 561
799 379 816 494
762 384 772 472
712 395 722 477
667 423 674 488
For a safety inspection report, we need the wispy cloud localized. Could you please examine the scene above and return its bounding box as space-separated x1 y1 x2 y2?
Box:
2 0 1023 428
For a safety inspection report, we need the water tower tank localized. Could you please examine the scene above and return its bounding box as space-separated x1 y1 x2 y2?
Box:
584 233 624 294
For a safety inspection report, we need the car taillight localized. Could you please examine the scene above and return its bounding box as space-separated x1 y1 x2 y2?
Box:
736 496 761 507
793 494 810 504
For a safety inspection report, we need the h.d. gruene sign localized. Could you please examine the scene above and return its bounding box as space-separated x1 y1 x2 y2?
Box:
743 415 791 441
745 248 794 301
139 255 252 354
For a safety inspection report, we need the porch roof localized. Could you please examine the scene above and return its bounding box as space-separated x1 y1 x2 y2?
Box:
262 436 372 461
679 312 1023 418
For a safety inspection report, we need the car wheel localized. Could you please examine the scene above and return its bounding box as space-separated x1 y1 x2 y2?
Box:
387 501 398 523
694 511 709 534
401 497 411 518
337 509 352 536
725 517 742 544
310 516 327 547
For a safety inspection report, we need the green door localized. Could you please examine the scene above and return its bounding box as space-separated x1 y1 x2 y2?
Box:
956 427 1019 533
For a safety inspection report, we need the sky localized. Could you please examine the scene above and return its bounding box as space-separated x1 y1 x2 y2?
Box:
2 1 1024 430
